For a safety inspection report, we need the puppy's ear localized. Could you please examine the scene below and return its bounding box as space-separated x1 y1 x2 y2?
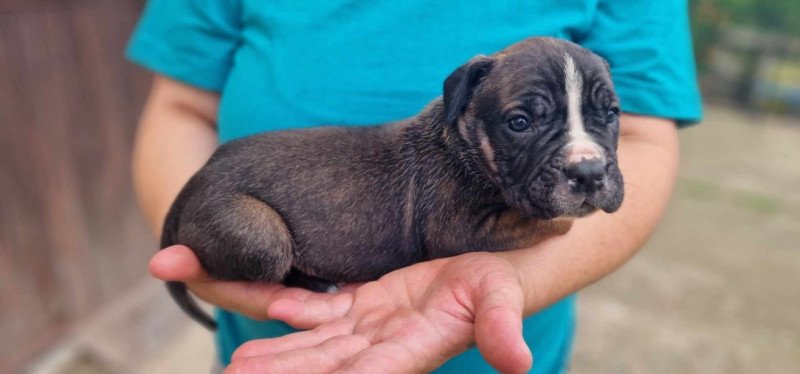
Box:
443 55 494 124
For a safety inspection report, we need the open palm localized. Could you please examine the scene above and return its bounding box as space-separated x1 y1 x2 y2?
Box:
225 252 532 374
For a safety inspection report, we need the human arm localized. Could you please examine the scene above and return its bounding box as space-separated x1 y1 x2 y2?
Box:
222 114 680 373
132 75 219 232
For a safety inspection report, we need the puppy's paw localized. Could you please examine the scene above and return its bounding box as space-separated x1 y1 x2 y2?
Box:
283 269 339 293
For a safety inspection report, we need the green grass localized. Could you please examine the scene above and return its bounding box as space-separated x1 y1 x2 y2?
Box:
679 178 782 215
730 190 781 214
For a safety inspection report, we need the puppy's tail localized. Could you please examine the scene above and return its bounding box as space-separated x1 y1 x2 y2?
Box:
160 198 217 331
165 281 217 330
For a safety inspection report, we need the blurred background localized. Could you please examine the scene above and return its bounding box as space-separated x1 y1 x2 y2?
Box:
0 0 797 373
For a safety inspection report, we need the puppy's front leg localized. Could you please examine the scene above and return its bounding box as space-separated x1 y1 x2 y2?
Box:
474 209 573 252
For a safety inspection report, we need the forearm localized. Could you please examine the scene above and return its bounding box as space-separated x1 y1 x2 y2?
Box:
497 114 680 316
132 76 220 234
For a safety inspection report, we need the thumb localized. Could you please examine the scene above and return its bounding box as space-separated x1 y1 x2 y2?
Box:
473 272 532 374
149 245 211 282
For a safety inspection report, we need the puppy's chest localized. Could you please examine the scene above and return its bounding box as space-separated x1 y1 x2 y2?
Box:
415 178 567 257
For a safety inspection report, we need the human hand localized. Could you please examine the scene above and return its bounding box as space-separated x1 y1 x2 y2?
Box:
150 245 356 321
226 252 532 374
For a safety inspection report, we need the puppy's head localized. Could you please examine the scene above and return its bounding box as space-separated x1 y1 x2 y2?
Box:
443 37 624 219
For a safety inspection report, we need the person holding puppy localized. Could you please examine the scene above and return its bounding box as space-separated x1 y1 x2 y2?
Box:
128 1 702 373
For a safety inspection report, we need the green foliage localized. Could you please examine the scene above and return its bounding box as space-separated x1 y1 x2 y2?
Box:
691 0 800 36
725 0 800 36
690 0 800 72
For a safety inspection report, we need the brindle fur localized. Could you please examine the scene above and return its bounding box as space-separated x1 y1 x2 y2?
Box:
161 37 624 329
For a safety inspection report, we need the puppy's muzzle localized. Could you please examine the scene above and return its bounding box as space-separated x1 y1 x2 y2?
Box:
563 140 607 194
564 158 605 193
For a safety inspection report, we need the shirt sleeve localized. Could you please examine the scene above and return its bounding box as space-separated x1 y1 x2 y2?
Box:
125 0 242 92
577 0 703 126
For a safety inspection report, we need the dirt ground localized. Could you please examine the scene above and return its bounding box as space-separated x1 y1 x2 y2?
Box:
572 105 800 373
29 104 799 373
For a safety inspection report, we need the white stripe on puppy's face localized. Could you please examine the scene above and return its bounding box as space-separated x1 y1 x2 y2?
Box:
564 54 605 164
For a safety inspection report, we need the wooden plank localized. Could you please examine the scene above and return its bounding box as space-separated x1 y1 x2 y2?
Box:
0 0 152 371
0 0 90 13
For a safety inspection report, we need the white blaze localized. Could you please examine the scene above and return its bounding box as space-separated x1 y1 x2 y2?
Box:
564 54 604 164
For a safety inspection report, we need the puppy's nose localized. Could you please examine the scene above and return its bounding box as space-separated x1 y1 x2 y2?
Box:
564 159 605 193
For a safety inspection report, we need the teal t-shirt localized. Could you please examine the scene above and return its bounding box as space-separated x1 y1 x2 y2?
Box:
127 1 702 372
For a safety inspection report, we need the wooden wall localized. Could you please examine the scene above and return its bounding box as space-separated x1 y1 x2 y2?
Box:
0 0 155 371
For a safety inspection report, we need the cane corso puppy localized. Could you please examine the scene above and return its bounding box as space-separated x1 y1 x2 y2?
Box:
160 37 624 329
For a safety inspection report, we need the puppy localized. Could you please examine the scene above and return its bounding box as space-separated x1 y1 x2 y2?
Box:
161 37 624 329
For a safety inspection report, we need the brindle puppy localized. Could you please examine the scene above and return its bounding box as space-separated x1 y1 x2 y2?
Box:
161 37 624 330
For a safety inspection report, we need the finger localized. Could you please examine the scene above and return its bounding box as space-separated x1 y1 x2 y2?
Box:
151 246 344 320
232 320 355 360
338 283 363 293
227 334 370 374
473 274 531 374
190 281 289 320
193 279 351 321
268 292 354 329
149 245 212 282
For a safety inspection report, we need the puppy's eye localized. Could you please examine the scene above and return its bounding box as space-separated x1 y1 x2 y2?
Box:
506 116 530 132
606 107 620 124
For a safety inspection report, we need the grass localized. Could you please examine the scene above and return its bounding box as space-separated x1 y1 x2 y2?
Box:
679 178 782 215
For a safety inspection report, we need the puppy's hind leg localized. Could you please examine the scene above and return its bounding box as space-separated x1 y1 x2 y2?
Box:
181 193 294 283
